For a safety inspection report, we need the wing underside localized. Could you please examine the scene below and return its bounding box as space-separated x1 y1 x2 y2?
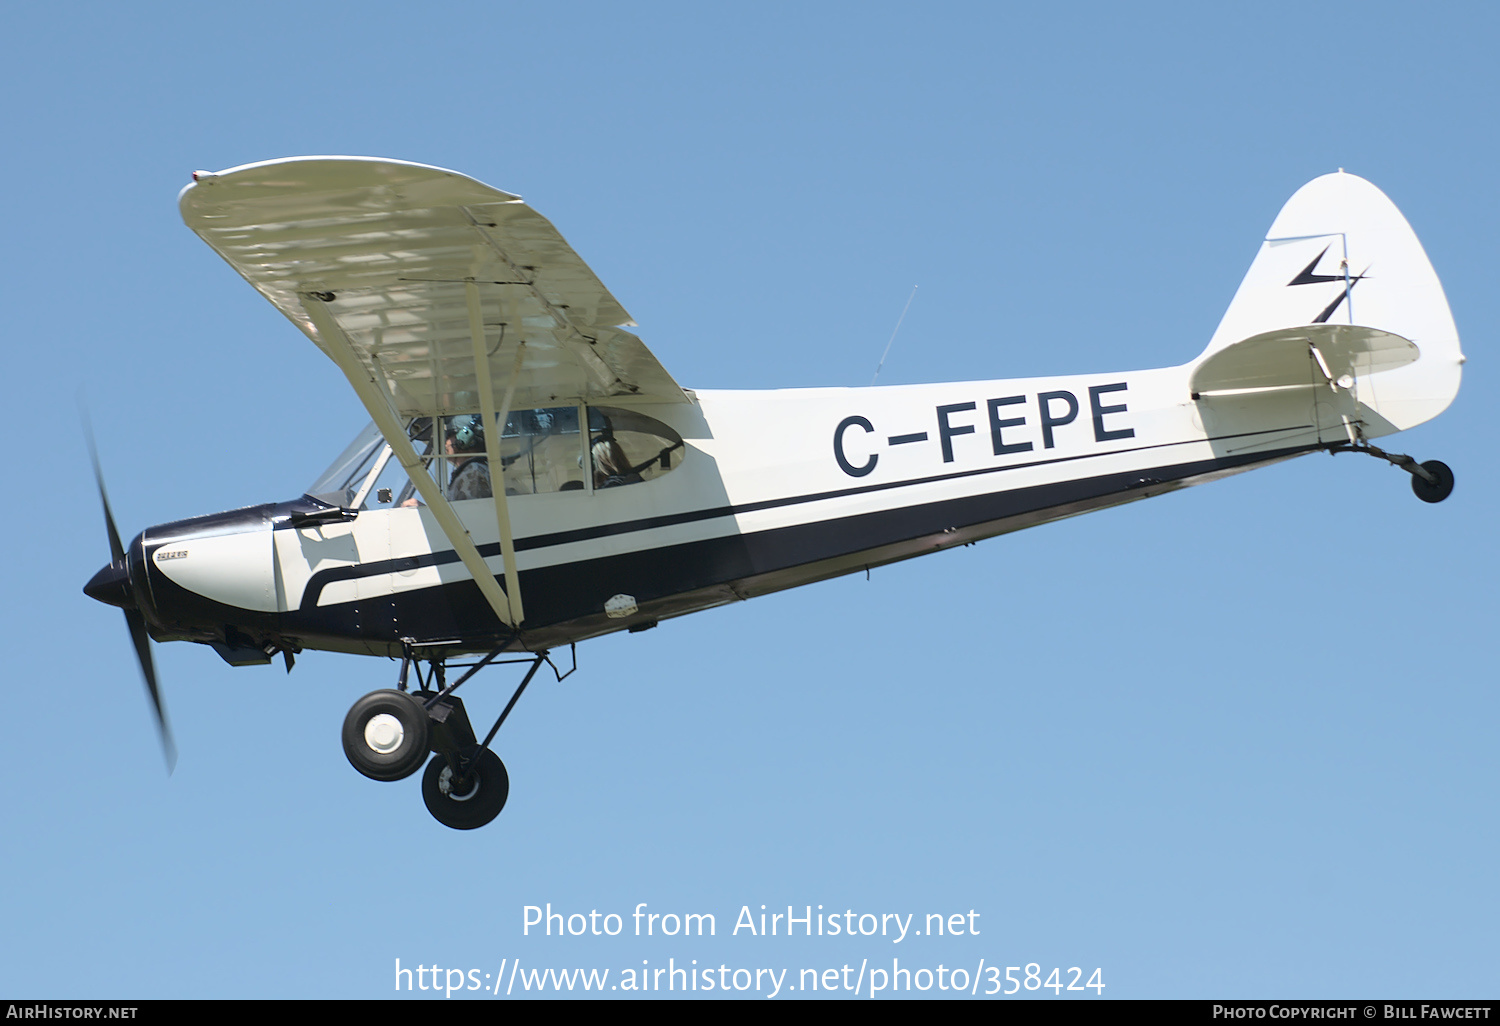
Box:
180 156 688 414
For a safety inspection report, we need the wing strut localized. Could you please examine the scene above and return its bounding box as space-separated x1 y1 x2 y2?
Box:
298 293 522 629
467 280 525 625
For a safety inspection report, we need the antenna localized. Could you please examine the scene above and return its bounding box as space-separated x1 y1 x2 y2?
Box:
871 285 918 385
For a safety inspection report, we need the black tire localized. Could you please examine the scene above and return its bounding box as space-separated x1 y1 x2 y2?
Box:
422 749 509 830
341 690 431 781
1411 460 1455 504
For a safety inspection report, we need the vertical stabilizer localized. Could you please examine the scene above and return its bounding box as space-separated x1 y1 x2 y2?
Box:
1198 172 1462 433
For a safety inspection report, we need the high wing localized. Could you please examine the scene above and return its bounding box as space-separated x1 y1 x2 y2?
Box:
181 156 691 630
179 156 688 413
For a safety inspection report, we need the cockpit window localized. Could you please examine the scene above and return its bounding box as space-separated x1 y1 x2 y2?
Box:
306 418 432 509
305 422 385 507
495 406 586 495
309 406 682 510
588 407 683 490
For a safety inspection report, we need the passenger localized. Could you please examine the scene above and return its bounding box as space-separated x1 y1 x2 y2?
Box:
592 436 642 489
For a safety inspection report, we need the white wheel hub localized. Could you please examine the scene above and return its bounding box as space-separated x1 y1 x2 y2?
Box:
364 713 405 754
438 765 479 801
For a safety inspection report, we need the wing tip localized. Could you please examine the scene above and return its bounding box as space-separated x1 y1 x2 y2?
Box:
179 156 522 210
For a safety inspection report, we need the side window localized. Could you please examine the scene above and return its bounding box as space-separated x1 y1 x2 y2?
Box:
588 407 683 490
310 407 684 511
496 407 584 496
381 412 582 502
389 418 436 506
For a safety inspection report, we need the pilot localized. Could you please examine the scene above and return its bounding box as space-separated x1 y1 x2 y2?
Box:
399 415 492 506
445 415 493 500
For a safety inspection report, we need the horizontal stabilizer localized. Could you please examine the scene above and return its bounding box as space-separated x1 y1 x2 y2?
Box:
1191 324 1417 395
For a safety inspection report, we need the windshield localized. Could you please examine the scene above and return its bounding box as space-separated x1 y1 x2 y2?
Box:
305 419 431 509
305 422 384 506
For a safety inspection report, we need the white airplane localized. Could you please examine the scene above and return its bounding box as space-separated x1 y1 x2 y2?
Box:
85 158 1461 829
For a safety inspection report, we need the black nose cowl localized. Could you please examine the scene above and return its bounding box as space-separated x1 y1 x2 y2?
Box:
85 561 134 609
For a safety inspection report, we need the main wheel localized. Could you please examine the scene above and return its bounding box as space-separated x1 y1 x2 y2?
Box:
422 749 509 830
342 689 431 781
1411 460 1455 503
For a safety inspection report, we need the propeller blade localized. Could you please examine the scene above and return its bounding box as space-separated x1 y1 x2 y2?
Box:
126 608 178 773
83 411 177 774
82 415 125 564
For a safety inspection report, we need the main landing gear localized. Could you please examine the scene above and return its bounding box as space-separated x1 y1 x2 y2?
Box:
340 641 574 830
1334 442 1455 504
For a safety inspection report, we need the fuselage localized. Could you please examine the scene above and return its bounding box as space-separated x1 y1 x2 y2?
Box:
99 360 1345 664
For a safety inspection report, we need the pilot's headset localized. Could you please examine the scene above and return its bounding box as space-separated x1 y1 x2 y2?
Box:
447 414 485 452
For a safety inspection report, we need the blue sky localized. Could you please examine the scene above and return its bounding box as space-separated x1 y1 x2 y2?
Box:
1 1 1496 999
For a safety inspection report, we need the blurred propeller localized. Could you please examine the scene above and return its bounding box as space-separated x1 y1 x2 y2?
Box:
83 416 177 773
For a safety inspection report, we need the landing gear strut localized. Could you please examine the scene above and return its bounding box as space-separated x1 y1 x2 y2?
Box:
339 640 575 830
1335 443 1455 504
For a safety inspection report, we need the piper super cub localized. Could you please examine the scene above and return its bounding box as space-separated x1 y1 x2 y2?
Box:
84 158 1461 829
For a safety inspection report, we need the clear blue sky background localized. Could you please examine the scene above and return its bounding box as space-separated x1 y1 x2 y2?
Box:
1 1 1495 1000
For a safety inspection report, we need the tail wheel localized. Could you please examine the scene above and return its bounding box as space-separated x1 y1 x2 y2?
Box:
422 749 509 830
1411 460 1455 503
342 690 431 781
